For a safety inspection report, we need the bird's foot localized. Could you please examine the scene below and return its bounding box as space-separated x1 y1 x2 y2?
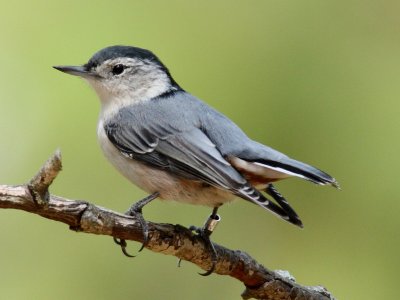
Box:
113 237 135 257
114 192 159 257
187 209 221 276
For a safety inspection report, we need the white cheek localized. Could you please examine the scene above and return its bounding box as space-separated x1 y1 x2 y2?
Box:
86 66 172 122
83 80 112 111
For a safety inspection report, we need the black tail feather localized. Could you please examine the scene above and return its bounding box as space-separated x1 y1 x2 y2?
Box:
236 183 303 228
266 184 303 228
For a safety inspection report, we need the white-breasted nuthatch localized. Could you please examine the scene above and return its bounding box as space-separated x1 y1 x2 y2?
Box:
54 45 338 274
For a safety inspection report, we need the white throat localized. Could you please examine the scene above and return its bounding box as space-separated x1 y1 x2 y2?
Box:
87 70 173 121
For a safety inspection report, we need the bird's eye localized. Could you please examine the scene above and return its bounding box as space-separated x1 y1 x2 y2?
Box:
112 64 125 75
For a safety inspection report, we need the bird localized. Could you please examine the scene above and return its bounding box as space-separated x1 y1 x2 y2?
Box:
54 45 338 275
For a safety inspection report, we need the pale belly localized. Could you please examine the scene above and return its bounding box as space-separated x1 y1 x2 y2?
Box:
97 122 235 207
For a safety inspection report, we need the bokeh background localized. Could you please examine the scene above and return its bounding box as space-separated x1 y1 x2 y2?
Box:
0 1 397 299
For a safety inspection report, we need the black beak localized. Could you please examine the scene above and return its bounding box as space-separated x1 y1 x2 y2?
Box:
53 65 97 78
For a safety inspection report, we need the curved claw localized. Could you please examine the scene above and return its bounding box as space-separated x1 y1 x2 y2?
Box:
198 238 218 276
138 240 147 253
113 237 136 258
177 245 216 275
112 193 159 258
112 212 149 256
136 211 149 252
121 246 136 258
198 264 216 276
113 237 123 246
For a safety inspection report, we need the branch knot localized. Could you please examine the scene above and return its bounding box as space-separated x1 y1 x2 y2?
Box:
28 149 62 205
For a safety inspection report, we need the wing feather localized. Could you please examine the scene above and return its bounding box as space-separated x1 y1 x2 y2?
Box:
105 120 247 191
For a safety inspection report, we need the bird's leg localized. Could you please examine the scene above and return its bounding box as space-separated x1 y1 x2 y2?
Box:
114 192 160 257
188 206 221 276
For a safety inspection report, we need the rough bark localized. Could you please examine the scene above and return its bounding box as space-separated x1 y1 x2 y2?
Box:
0 151 336 300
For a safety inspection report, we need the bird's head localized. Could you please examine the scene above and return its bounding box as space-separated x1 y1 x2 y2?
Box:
54 45 180 111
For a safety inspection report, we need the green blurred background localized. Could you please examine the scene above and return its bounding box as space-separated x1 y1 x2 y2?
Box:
0 1 397 299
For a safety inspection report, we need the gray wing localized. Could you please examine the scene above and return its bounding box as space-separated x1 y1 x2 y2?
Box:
104 110 255 196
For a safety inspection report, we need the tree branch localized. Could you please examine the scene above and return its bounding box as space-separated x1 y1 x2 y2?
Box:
0 151 336 300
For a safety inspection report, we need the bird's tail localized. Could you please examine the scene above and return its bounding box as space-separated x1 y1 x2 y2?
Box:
236 183 303 228
265 184 302 227
253 157 340 188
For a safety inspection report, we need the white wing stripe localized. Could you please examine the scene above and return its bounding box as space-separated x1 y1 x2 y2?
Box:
253 162 308 180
